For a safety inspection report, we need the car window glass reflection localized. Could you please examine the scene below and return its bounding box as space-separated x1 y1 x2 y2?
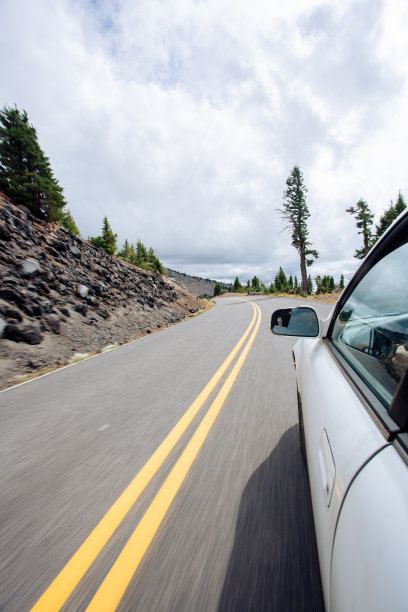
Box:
331 241 408 408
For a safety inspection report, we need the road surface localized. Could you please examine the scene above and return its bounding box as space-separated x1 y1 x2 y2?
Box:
0 296 332 611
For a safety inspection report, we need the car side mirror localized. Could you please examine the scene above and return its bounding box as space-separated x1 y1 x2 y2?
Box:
271 307 319 337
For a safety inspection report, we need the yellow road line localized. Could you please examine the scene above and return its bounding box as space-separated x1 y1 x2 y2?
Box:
30 300 258 612
86 303 261 612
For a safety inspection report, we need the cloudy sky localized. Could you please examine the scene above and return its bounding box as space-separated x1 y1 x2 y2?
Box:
2 0 407 285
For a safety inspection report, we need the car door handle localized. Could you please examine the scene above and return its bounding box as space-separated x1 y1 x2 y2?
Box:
318 429 336 506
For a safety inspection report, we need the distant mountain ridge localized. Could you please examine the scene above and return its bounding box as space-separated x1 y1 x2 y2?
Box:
166 269 230 297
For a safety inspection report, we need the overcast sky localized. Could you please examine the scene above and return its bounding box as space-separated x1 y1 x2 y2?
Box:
2 0 407 285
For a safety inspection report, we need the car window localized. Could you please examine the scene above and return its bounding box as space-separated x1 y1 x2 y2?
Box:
331 241 408 409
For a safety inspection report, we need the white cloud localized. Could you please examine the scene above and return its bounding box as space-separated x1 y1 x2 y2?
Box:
1 0 407 285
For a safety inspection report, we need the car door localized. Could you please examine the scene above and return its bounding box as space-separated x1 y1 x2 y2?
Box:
330 441 408 612
295 211 408 610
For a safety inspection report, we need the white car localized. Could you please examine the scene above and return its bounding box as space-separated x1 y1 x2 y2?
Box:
271 210 408 612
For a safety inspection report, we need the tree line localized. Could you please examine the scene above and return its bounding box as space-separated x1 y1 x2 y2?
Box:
346 194 406 259
1 105 406 291
214 270 345 297
88 216 164 273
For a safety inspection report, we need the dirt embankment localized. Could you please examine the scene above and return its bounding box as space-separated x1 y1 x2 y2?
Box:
0 195 207 389
218 291 340 303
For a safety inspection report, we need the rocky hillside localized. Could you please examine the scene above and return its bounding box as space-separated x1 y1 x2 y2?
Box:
166 269 231 297
166 269 217 297
0 195 206 389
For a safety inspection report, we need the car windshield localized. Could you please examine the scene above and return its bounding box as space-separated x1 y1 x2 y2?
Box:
331 241 408 408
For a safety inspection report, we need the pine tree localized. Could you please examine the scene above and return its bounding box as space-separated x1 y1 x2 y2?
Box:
339 274 345 290
251 276 261 292
89 216 117 255
395 191 407 216
275 267 288 293
147 247 155 263
307 275 313 294
148 247 165 274
61 209 80 236
136 240 149 267
233 276 242 292
101 216 117 255
279 166 319 293
0 105 66 221
373 192 407 243
118 239 133 262
288 275 294 291
213 282 222 297
346 199 374 259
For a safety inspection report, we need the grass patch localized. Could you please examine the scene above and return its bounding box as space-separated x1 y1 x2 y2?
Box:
70 353 91 364
102 344 118 352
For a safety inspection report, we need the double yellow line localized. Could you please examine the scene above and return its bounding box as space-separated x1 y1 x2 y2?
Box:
31 300 261 612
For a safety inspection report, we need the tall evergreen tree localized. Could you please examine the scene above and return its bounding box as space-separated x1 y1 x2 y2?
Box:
346 199 374 259
251 276 261 292
288 275 294 291
0 105 66 221
275 267 288 293
101 216 117 255
136 240 149 266
279 166 318 293
339 274 345 290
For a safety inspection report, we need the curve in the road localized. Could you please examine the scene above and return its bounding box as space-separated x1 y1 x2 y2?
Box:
30 299 261 612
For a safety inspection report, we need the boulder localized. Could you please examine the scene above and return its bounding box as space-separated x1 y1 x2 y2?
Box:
70 245 81 258
0 286 25 308
74 303 88 316
76 284 89 299
0 317 6 338
46 246 60 258
51 239 67 252
5 323 43 344
0 221 11 241
41 315 61 334
19 258 42 279
11 217 31 233
0 304 23 322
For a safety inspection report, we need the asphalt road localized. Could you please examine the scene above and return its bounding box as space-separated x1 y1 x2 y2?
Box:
0 296 333 611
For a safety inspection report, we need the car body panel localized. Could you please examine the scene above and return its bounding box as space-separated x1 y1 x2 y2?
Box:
293 336 388 608
330 444 408 612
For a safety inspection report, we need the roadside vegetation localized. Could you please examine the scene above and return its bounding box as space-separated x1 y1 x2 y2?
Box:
88 217 165 273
